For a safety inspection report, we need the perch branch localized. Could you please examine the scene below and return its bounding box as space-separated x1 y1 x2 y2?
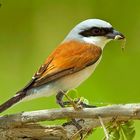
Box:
0 103 140 139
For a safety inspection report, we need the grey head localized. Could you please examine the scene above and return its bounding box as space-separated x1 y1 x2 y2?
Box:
64 19 125 49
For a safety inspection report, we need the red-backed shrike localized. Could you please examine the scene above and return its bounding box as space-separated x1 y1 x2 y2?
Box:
0 19 125 113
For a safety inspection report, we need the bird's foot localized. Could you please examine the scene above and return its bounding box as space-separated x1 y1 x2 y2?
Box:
56 90 81 110
56 90 96 110
63 98 96 109
64 94 82 110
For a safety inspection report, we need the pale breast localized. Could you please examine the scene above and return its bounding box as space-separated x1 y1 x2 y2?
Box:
53 56 102 91
25 56 102 101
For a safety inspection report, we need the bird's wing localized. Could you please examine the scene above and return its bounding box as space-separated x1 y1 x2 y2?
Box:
21 40 102 92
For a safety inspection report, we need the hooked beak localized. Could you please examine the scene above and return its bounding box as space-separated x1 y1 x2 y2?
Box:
106 29 125 40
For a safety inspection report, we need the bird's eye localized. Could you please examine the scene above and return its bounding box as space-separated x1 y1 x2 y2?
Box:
92 28 102 35
79 27 106 37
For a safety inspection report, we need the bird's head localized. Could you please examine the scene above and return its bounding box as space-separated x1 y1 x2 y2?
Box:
65 19 125 49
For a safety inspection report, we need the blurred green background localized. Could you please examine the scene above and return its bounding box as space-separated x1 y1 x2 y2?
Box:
0 0 140 139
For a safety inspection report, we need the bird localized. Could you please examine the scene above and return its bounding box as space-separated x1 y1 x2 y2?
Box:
0 19 125 113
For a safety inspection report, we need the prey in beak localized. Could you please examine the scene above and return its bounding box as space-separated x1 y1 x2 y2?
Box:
106 29 125 40
106 29 126 51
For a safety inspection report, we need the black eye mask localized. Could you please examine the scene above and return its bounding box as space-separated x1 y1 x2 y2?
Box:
79 27 114 37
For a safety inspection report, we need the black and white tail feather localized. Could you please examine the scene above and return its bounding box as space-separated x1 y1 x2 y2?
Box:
0 91 27 113
0 78 35 113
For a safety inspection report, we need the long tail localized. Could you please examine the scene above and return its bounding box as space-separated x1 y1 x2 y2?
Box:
0 91 27 113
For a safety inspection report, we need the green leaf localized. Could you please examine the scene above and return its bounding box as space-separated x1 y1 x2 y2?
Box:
78 97 89 105
110 128 120 140
105 120 135 140
66 89 79 99
121 121 135 140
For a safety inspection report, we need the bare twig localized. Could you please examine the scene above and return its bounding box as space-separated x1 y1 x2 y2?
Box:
98 116 109 140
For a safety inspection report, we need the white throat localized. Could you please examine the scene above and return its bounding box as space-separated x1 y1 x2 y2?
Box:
83 36 111 49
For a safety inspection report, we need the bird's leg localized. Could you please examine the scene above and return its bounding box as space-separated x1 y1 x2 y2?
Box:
56 90 96 109
56 90 83 139
56 91 65 107
56 90 79 110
